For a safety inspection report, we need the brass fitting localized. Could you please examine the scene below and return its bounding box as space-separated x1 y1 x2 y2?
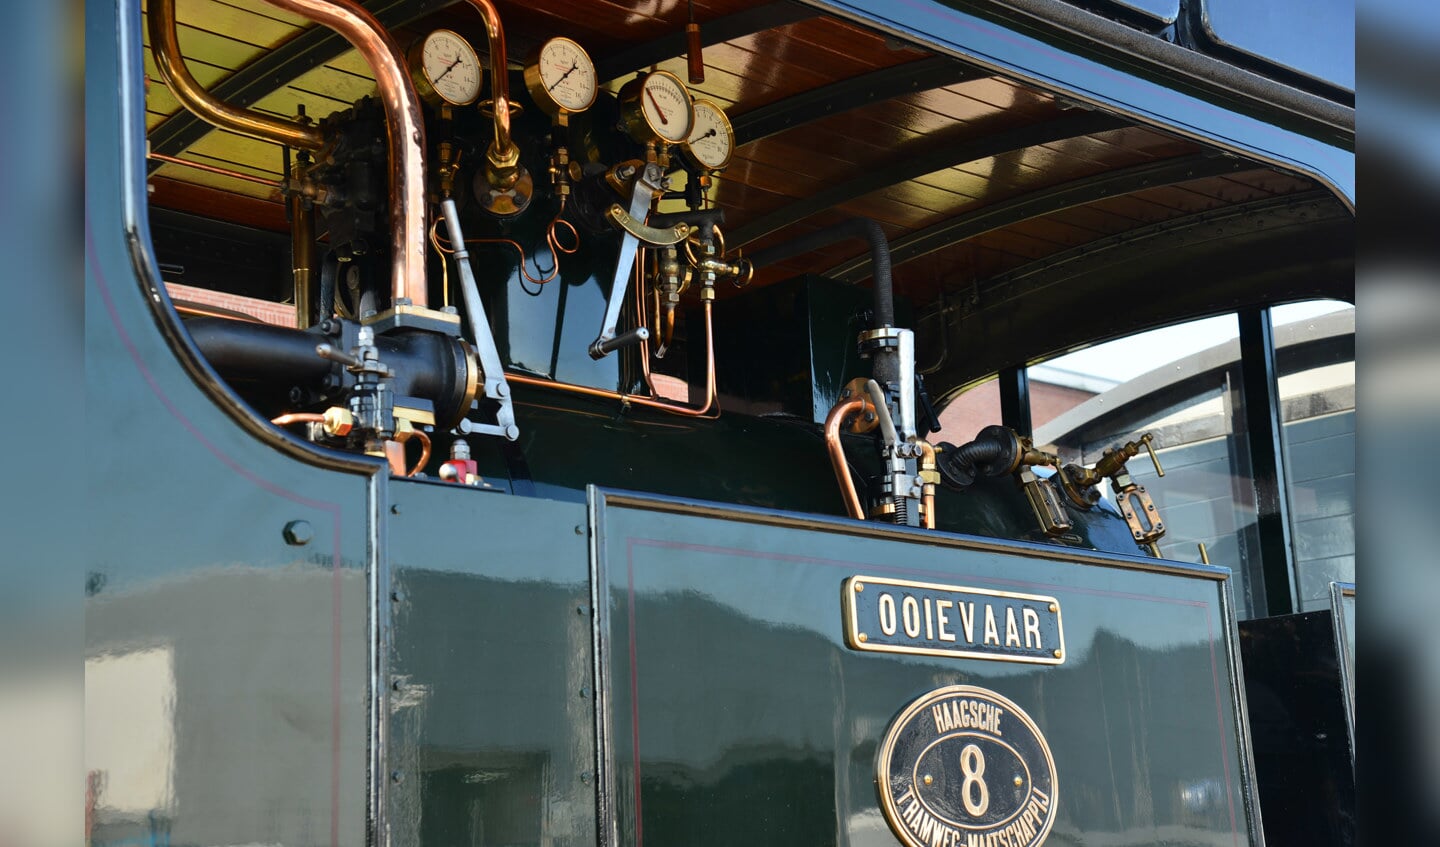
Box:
322 406 355 438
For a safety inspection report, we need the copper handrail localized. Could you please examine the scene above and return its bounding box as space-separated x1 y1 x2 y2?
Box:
258 0 429 309
149 0 325 151
146 153 286 188
824 398 868 520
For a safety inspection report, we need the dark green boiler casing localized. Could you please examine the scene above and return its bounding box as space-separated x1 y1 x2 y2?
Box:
83 0 1358 846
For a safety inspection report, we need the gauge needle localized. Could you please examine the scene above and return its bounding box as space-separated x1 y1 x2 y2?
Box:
644 89 669 125
549 61 577 91
433 55 462 85
699 128 717 140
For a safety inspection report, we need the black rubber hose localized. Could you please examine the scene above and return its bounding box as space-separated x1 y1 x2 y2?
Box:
748 217 897 384
748 216 894 327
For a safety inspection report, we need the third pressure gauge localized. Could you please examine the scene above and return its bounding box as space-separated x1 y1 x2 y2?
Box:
618 70 694 145
682 99 734 171
408 29 482 107
524 37 597 119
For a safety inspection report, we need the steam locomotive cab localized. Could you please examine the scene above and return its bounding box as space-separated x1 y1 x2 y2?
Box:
86 1 1354 846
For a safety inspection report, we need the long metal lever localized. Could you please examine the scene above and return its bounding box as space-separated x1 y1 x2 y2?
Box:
440 198 519 441
590 162 665 359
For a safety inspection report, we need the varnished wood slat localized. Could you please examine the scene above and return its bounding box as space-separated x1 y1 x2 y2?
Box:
148 175 287 229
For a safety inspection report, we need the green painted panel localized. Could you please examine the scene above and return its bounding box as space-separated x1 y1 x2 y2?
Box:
387 481 596 847
594 491 1257 847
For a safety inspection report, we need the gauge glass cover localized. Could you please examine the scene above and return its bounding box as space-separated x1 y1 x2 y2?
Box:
534 37 596 114
420 30 482 106
639 72 693 143
685 99 734 170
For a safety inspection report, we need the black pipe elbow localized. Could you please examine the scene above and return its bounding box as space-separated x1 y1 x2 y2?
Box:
936 425 1022 489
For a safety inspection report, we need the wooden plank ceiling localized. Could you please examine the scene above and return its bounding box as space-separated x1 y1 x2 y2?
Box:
143 0 1318 304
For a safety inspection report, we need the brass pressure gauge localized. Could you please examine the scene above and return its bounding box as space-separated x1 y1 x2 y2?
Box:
408 29 483 107
618 70 694 145
682 99 734 171
524 37 598 120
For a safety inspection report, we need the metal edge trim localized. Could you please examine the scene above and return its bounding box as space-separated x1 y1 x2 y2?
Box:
593 487 1233 583
369 473 390 847
842 575 1065 665
1329 580 1357 764
1221 573 1268 847
587 484 617 847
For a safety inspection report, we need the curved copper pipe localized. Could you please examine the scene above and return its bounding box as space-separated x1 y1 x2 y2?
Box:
259 0 429 309
406 431 432 476
824 398 868 520
507 301 718 418
460 0 519 173
149 0 325 151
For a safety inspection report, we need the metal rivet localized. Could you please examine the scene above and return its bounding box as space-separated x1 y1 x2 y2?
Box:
1053 649 1063 658
391 679 403 691
1013 775 1023 787
574 525 584 535
580 772 592 784
857 633 868 643
580 686 590 698
854 582 864 592
283 520 313 546
391 590 405 602
577 604 589 616
1048 603 1057 613
390 504 401 515
391 770 404 783
923 774 933 785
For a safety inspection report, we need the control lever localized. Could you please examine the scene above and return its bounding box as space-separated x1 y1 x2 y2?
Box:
440 198 520 441
590 161 682 359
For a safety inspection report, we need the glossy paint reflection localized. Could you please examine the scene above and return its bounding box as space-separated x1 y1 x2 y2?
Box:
596 493 1255 847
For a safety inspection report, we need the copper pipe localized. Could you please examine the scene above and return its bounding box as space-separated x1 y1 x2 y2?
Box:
259 0 429 309
271 413 327 426
146 153 286 188
460 0 519 173
149 0 324 151
507 301 718 417
824 398 868 520
406 431 432 476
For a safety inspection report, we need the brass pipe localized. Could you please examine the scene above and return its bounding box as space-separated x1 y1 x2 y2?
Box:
507 301 718 417
824 398 868 520
149 0 324 151
917 440 937 530
290 159 315 329
259 0 429 309
146 153 286 188
460 0 519 174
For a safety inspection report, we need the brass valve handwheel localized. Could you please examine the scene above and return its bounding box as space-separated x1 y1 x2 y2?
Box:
683 223 726 266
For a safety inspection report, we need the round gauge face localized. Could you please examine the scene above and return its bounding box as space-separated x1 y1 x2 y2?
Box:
530 37 597 115
418 29 482 106
638 71 693 144
684 99 734 171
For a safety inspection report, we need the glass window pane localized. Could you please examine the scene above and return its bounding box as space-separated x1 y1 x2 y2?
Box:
1273 300 1355 611
1030 315 1271 618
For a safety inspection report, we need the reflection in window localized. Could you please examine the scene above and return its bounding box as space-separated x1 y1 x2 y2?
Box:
1030 315 1271 619
1272 301 1355 611
935 375 1000 440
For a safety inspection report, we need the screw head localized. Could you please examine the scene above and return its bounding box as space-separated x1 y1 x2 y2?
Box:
854 582 864 592
283 520 313 546
1053 649 1063 659
857 633 868 643
923 774 934 786
580 772 592 784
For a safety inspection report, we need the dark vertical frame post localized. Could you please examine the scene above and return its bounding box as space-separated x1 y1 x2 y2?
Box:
999 365 1033 439
1237 307 1297 615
